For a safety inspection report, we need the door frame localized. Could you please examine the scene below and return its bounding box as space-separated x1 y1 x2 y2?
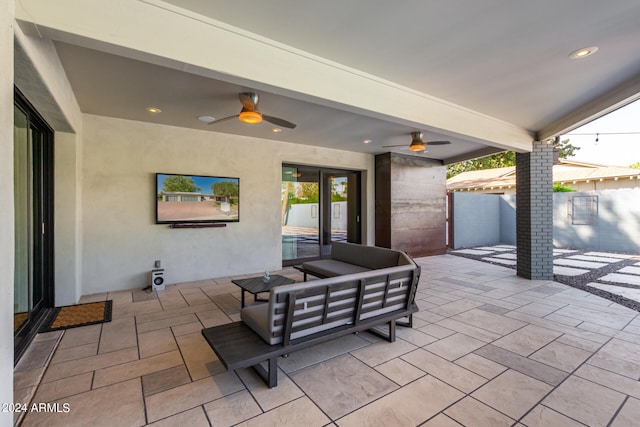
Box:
282 163 361 266
14 87 55 363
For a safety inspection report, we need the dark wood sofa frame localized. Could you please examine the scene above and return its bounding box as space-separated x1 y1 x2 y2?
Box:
202 266 420 388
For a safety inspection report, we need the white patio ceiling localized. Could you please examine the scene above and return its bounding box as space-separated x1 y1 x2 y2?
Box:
15 0 640 163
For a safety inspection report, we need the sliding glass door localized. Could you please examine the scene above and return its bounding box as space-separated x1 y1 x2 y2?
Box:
281 164 361 265
14 89 54 362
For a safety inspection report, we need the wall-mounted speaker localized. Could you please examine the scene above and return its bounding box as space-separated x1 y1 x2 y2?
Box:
151 268 165 291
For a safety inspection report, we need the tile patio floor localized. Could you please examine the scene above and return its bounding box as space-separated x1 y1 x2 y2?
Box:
14 254 640 426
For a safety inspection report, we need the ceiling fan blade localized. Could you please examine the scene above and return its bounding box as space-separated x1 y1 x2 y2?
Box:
207 115 238 125
263 115 297 129
426 140 451 145
239 92 258 111
381 144 410 148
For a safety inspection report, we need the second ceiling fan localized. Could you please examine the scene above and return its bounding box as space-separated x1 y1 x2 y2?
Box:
208 92 297 129
383 131 451 152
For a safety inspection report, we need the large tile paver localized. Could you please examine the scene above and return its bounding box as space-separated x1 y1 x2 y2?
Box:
492 324 562 357
600 273 640 286
611 397 640 427
472 370 553 419
402 348 487 393
553 266 590 276
554 259 608 269
23 378 145 427
290 354 397 419
543 376 626 426
242 397 329 426
203 390 262 426
445 396 514 426
338 375 464 427
145 373 244 422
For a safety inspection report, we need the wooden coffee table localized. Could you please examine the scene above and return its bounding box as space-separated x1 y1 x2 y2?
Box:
232 275 296 308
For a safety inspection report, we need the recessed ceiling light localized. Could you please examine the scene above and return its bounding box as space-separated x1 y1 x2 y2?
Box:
569 46 598 59
146 107 162 113
197 115 215 123
363 139 372 144
272 128 282 133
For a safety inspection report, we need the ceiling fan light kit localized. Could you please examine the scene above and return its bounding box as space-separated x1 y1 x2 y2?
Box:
409 141 426 152
208 92 297 129
382 131 451 152
238 110 263 124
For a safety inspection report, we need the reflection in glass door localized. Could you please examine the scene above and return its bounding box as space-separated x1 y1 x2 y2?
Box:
14 106 30 335
282 164 360 265
281 165 320 260
323 171 361 247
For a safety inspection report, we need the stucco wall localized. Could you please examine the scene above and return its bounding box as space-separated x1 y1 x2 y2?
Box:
452 190 640 253
14 26 84 306
554 189 640 252
451 193 501 248
1 0 15 417
499 195 517 245
80 114 374 295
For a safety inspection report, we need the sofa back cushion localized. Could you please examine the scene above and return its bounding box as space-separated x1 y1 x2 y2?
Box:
331 242 400 269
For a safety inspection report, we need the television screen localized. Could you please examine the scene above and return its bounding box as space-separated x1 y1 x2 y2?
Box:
156 173 239 224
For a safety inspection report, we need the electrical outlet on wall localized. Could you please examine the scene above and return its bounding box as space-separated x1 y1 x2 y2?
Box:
154 260 161 268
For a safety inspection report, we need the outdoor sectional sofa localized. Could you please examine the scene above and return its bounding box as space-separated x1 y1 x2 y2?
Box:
202 242 421 388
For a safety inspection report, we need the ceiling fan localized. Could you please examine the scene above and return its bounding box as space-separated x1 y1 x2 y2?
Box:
383 131 451 152
207 92 296 129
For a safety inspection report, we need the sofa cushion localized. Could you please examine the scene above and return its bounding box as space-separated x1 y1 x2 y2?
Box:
331 242 400 270
240 303 280 345
302 259 370 278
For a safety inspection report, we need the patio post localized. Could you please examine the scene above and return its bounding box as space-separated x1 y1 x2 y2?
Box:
515 140 553 280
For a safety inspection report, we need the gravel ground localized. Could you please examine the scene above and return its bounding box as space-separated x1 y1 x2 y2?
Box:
450 246 640 312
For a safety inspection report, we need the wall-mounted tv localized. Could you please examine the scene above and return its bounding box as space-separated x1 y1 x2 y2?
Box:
156 173 239 224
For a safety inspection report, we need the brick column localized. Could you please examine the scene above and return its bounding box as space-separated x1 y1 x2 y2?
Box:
516 140 553 279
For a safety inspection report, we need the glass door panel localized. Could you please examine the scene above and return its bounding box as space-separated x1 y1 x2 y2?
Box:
326 172 360 244
282 164 361 265
281 165 320 261
14 107 30 333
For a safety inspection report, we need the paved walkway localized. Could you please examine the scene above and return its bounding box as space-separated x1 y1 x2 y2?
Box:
14 255 640 426
451 245 640 311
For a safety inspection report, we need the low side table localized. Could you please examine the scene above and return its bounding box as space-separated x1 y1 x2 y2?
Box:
232 275 295 308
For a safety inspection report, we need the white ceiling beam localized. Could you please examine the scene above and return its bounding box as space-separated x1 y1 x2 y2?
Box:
16 0 533 152
539 73 640 140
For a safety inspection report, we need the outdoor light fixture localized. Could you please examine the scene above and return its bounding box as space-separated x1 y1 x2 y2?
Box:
409 139 426 152
569 46 598 59
146 107 162 113
238 110 263 124
197 115 215 123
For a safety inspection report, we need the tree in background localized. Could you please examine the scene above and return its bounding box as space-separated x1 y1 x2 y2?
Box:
212 181 239 203
447 139 580 178
630 162 640 169
553 183 576 192
162 175 200 193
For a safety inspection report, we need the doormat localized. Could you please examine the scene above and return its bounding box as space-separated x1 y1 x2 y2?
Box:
41 300 113 332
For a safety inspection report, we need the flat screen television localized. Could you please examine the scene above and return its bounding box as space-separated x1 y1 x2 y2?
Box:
156 173 239 224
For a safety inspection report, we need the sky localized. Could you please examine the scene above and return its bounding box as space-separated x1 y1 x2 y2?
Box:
561 99 640 167
157 174 238 195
